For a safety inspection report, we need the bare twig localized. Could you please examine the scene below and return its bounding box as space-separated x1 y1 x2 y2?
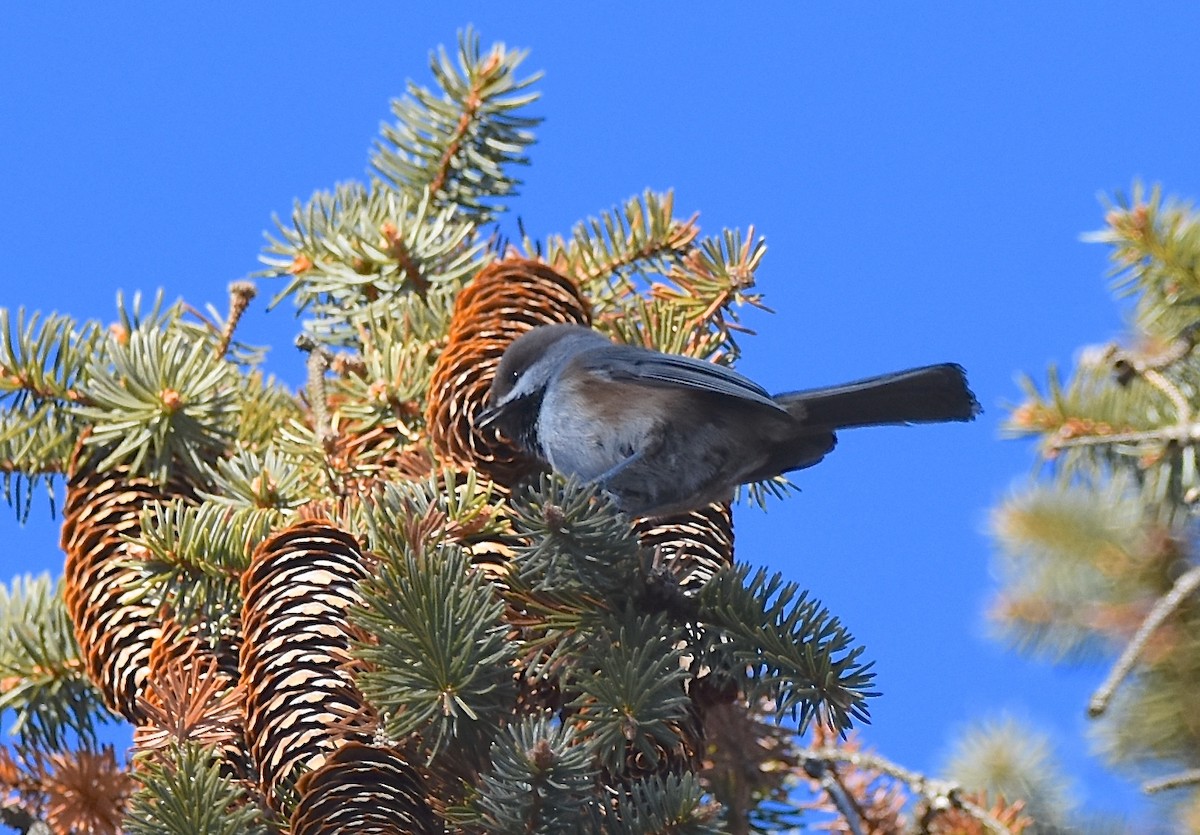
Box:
1089 563 1200 718
1144 768 1200 794
1107 327 1199 386
801 746 1016 835
0 802 52 835
1051 422 1200 452
215 281 257 359
296 334 335 450
803 757 866 835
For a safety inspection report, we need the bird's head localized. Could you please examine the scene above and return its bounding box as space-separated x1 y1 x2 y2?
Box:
477 324 607 433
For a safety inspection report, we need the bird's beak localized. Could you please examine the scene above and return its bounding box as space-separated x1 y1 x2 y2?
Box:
475 403 504 429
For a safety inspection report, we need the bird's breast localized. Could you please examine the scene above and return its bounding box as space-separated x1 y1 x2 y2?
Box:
536 374 668 481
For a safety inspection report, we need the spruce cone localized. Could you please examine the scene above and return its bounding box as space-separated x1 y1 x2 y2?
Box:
325 424 435 496
147 616 241 686
426 257 590 486
634 501 734 594
622 718 703 782
60 444 191 722
239 520 374 809
289 742 439 835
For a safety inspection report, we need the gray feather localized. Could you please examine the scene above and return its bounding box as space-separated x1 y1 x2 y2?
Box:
579 346 786 412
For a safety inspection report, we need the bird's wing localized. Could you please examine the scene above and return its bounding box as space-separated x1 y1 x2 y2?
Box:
579 345 786 412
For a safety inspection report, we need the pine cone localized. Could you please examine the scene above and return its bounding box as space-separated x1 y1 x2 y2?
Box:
325 424 435 496
426 257 591 486
147 616 241 685
60 442 192 723
239 520 374 809
289 742 439 835
634 501 734 594
622 718 703 782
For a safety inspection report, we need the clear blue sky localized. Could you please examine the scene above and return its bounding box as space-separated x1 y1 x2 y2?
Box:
4 4 1199 828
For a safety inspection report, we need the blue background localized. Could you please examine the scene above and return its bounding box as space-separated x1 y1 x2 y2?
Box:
4 4 1200 828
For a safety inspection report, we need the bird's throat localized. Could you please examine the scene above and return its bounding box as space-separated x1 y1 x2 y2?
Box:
490 391 545 458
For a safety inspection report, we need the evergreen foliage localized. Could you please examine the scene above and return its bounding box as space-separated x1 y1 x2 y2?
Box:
353 530 519 753
370 25 540 223
468 717 599 834
0 26 1013 835
0 574 109 751
993 182 1200 828
122 744 268 835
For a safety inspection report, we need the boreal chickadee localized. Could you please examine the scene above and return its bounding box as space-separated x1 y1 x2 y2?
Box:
477 324 979 517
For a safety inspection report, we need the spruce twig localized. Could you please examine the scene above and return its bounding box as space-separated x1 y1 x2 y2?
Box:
297 334 335 450
215 282 256 360
1143 768 1200 794
1088 563 1200 718
0 805 51 835
1048 423 1200 452
801 746 1017 835
802 757 866 835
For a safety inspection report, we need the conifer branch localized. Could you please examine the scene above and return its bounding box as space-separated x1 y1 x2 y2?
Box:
262 184 486 345
556 190 699 293
1048 423 1200 450
508 474 642 598
199 446 313 511
1143 768 1200 794
568 611 691 774
653 227 768 345
0 309 103 512
0 406 78 518
215 281 256 360
1092 336 1196 421
233 370 304 452
298 334 335 450
1088 563 1200 718
803 757 867 835
468 717 599 834
72 328 240 482
801 746 1017 835
1086 184 1200 337
610 773 724 835
371 26 541 222
1104 328 1199 385
326 317 435 434
1140 368 1190 422
126 500 282 628
0 574 110 750
0 804 51 835
123 743 267 835
352 538 518 754
697 565 877 734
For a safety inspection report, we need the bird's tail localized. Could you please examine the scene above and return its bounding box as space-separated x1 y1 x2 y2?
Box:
775 364 980 429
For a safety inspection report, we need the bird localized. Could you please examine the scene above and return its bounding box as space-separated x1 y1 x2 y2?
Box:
477 324 979 517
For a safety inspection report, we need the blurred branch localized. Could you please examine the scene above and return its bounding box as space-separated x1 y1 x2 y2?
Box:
802 757 866 835
1143 768 1200 794
0 803 51 835
1050 422 1200 452
801 746 1016 835
215 281 256 360
297 334 334 449
1088 563 1200 718
1094 337 1194 420
1105 327 1199 382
